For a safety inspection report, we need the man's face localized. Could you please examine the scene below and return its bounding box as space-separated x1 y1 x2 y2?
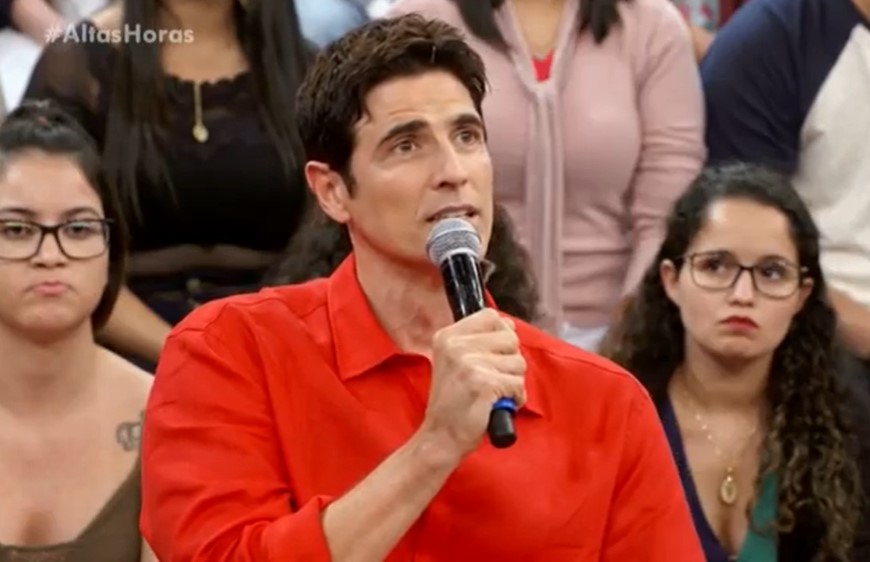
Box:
310 70 494 270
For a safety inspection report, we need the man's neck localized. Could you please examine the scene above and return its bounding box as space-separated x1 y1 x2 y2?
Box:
854 0 870 21
158 0 236 39
0 323 99 420
354 247 455 358
673 341 771 415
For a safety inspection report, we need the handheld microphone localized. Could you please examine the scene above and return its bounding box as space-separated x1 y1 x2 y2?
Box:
426 217 517 449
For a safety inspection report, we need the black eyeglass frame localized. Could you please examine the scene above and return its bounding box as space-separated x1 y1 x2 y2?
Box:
674 251 809 300
0 218 114 261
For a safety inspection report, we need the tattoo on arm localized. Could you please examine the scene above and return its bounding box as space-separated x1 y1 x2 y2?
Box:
116 411 144 452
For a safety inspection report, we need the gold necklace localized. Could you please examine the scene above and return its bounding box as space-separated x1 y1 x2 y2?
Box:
192 81 209 143
677 383 760 506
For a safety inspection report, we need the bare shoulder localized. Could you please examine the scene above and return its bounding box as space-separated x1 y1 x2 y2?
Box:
88 3 123 33
101 348 152 401
96 348 153 452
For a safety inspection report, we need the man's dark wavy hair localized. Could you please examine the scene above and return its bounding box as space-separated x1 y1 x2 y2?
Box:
604 163 867 560
272 14 541 322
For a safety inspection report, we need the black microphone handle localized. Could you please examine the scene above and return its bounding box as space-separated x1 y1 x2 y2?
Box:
440 253 518 449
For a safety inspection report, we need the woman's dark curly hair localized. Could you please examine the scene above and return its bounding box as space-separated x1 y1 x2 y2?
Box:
605 163 864 560
265 202 541 323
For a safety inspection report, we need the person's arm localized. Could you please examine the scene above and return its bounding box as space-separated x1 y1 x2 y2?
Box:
601 386 705 561
828 289 870 360
98 286 172 364
621 3 705 294
9 0 65 43
688 24 714 61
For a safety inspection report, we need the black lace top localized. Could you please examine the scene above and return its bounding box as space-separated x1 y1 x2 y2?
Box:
24 20 307 256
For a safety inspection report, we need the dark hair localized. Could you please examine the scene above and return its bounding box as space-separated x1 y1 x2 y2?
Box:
266 203 540 322
605 163 864 560
0 100 127 331
105 0 310 219
296 13 487 178
452 0 628 48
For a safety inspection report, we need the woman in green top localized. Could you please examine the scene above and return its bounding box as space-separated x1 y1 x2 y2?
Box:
604 163 870 561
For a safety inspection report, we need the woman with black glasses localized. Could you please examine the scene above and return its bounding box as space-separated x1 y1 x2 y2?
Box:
603 163 870 562
0 101 155 561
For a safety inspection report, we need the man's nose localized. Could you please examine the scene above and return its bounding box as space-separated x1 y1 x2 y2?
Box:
433 142 470 188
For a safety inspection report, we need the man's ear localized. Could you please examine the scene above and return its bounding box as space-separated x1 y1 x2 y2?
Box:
305 161 351 224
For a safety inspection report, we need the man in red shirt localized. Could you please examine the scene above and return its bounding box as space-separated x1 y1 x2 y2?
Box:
140 14 705 562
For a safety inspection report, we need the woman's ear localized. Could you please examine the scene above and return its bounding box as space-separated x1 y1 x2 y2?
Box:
795 276 814 312
660 259 681 307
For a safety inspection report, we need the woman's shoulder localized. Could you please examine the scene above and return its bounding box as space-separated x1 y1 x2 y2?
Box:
99 347 154 410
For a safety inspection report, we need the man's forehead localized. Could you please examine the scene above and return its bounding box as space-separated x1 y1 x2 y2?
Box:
354 72 477 127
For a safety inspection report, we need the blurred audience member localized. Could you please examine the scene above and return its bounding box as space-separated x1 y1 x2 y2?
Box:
387 0 704 352
295 0 368 46
24 0 312 369
606 163 870 562
702 0 870 370
0 101 155 560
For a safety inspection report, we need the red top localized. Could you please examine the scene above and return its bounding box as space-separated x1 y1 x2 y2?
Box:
140 256 704 562
533 51 555 81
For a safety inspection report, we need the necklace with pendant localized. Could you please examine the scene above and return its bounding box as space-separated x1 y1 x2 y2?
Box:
676 382 760 506
192 81 209 143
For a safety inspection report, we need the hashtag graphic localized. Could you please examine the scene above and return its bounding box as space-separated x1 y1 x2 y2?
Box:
44 25 63 43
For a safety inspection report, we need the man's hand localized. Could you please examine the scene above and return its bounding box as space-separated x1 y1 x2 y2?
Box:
421 308 527 457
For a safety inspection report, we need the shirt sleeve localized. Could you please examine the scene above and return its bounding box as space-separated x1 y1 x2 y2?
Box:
139 303 334 562
700 0 802 173
600 387 705 561
622 2 705 295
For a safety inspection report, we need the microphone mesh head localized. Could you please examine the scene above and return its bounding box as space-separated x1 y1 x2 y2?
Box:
426 218 482 266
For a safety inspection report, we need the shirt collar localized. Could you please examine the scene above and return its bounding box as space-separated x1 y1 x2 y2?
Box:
327 254 543 416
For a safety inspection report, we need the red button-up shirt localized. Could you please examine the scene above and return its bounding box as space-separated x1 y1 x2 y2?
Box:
140 255 704 561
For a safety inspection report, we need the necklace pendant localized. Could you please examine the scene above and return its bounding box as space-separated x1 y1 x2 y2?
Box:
192 123 209 143
720 471 738 505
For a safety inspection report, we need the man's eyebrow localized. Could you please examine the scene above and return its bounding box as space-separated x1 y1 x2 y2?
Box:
452 112 484 129
452 112 487 139
377 119 428 148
